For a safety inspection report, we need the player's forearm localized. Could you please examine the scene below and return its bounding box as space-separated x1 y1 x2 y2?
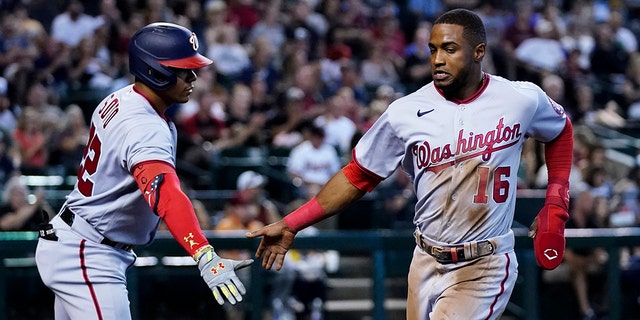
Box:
133 160 210 256
543 118 573 208
284 171 367 232
315 171 367 214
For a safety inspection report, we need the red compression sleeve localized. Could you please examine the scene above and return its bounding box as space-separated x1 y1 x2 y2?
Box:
342 158 383 192
283 196 325 232
543 118 573 209
133 160 210 256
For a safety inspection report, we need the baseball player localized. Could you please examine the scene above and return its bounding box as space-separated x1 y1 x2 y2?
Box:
35 23 252 319
247 8 573 320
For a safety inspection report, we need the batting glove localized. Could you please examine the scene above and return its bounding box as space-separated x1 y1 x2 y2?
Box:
194 245 254 305
529 182 569 270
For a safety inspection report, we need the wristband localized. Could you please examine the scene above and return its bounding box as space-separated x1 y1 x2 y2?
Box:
193 244 214 262
546 178 569 210
283 196 325 232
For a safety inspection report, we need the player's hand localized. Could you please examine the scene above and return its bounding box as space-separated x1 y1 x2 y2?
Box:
529 201 569 270
195 246 253 305
245 220 296 271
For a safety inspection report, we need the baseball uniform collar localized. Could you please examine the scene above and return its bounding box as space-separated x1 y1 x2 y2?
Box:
132 85 168 121
436 72 490 105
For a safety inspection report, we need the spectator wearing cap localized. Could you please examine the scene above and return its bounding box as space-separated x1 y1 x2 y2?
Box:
236 170 281 226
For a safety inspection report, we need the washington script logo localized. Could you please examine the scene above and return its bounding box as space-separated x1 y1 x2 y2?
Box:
412 117 522 172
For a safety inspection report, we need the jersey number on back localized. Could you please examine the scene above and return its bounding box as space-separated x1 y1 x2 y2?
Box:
473 166 510 203
77 123 102 197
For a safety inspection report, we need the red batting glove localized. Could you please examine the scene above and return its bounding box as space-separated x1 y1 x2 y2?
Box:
530 181 569 270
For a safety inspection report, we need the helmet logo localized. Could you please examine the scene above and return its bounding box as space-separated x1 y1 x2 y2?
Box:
189 32 199 52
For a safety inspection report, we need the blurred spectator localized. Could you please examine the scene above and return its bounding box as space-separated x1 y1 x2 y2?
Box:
289 64 326 119
500 0 537 80
583 164 613 199
376 167 416 230
177 88 232 170
590 21 629 107
560 19 595 76
286 123 341 200
278 226 334 320
608 10 638 54
406 0 445 23
360 40 402 93
284 0 322 61
203 0 233 51
324 59 370 106
22 82 64 137
0 175 53 231
476 1 509 77
0 11 40 104
225 83 269 147
247 0 286 54
622 52 640 120
239 36 280 96
235 170 281 226
0 77 18 133
541 73 571 115
50 0 103 49
48 104 89 176
514 19 567 83
313 88 357 157
270 86 307 148
0 128 16 186
370 3 405 59
402 22 432 93
13 108 50 175
67 35 115 92
226 0 260 41
216 191 265 233
564 190 609 320
143 0 175 25
206 25 251 88
320 43 352 94
33 36 72 102
612 164 640 219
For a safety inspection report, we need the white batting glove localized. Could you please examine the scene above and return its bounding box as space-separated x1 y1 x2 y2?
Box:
194 245 254 305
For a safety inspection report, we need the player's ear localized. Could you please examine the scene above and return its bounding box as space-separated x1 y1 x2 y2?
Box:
473 43 485 63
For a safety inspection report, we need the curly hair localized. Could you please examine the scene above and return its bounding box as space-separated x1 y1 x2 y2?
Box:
434 8 487 47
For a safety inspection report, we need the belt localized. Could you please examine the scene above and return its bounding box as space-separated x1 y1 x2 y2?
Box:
60 208 135 251
414 229 495 264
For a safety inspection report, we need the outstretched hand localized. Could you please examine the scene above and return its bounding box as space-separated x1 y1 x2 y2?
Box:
195 247 253 305
245 220 296 271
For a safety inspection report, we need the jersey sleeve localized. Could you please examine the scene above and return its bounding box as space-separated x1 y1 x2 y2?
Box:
352 110 404 179
526 86 568 143
122 122 175 171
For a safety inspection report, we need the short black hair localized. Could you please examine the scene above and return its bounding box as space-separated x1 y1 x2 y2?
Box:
434 8 487 47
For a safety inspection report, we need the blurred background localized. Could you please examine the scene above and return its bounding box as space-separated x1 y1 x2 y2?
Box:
2 0 640 319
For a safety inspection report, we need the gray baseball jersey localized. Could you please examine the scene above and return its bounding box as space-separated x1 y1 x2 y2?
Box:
353 74 566 319
65 84 177 245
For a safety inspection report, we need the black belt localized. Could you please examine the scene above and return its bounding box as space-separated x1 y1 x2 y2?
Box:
414 230 494 264
60 208 135 251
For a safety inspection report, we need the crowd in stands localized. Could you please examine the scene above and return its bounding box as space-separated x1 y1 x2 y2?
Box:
3 0 640 318
1 0 640 228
